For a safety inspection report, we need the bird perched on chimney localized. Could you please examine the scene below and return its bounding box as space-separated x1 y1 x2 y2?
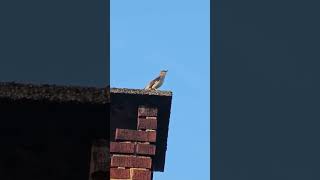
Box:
144 70 168 90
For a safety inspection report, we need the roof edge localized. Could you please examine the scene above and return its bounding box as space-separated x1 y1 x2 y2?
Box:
111 88 172 97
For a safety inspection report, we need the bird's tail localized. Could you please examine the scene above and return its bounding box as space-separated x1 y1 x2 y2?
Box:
144 85 151 90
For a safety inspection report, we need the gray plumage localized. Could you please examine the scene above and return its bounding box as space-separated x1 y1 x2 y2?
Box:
144 70 168 90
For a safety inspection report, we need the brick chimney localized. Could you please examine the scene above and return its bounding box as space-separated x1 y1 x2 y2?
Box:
110 106 158 180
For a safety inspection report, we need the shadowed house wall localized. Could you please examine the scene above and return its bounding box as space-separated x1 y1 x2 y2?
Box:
0 83 109 180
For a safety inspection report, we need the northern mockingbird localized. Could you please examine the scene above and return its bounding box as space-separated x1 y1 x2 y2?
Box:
144 70 168 90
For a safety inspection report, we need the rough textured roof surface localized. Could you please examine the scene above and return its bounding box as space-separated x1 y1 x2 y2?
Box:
0 82 109 104
111 88 172 97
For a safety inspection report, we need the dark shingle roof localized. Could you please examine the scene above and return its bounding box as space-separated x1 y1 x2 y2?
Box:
0 82 109 104
111 88 172 97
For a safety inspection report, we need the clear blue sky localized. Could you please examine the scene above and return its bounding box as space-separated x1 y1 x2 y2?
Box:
111 0 210 179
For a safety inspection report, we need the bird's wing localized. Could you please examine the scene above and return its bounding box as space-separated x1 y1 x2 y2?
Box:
144 75 161 89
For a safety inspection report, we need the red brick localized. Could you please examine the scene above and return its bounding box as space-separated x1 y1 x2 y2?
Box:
115 129 156 142
138 106 158 117
111 155 152 169
136 144 156 155
138 118 157 130
110 168 130 179
131 169 152 180
110 142 135 154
